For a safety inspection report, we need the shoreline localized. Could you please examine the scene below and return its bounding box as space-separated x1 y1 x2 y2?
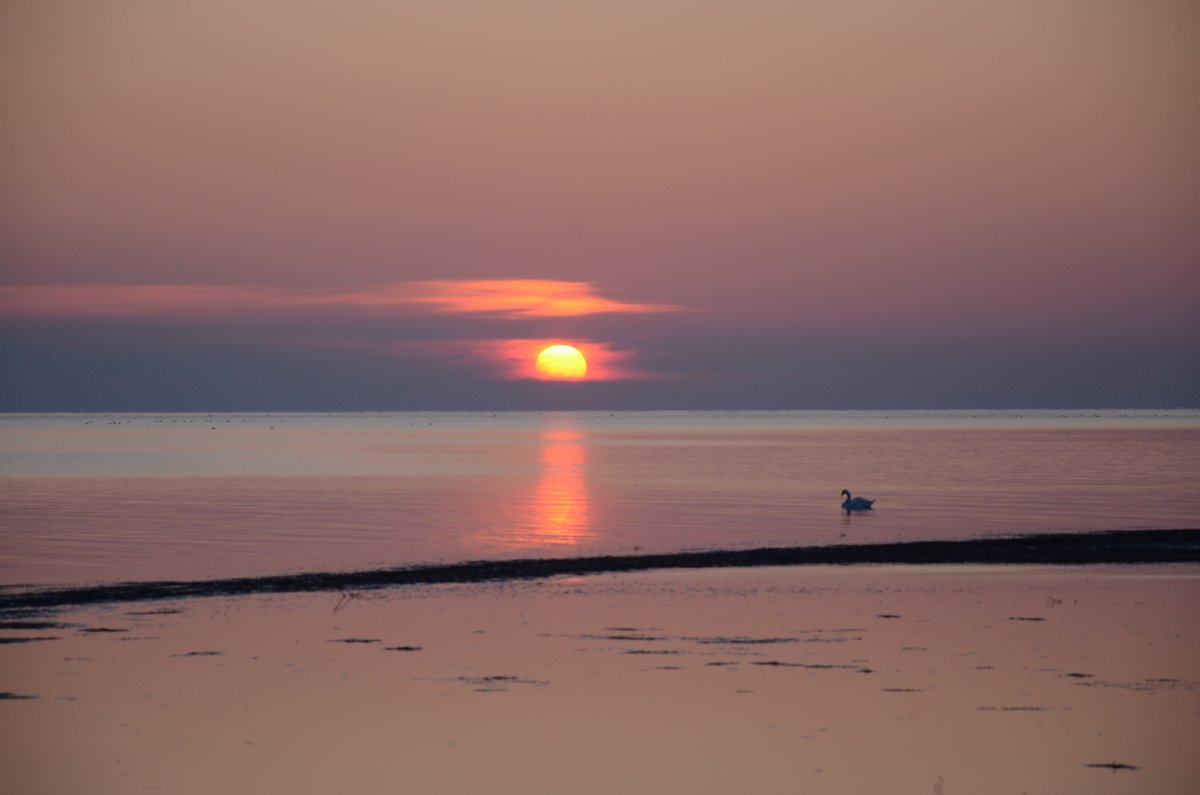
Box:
3 528 1197 611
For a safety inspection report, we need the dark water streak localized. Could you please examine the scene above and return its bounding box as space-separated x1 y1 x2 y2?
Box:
2 529 1197 612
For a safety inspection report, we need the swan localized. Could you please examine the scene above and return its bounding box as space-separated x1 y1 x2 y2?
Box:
841 489 875 512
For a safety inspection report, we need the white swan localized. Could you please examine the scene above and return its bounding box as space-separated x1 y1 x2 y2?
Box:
841 489 875 512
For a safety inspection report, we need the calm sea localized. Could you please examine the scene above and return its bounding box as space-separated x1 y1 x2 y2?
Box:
2 410 1198 586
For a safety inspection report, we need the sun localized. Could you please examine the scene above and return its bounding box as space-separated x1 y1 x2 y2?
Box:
535 344 588 380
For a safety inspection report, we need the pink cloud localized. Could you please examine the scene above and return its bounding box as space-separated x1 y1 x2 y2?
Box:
0 281 676 382
0 284 287 318
381 279 681 318
0 280 682 320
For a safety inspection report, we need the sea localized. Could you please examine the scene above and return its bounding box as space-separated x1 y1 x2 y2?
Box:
1 410 1198 586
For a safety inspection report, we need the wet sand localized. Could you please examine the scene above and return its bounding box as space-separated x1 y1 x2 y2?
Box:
2 564 1198 794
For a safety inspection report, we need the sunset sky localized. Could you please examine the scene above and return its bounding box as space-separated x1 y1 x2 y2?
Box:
2 1 1197 410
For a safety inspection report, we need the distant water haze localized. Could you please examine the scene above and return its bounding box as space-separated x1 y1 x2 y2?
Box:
2 410 1197 586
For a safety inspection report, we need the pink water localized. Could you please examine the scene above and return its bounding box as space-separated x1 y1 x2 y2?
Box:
2 410 1198 585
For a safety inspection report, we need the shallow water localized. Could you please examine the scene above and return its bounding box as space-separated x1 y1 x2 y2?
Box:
3 566 1198 794
2 410 1198 585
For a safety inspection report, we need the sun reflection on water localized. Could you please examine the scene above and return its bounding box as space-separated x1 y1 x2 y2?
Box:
533 431 590 546
469 422 594 553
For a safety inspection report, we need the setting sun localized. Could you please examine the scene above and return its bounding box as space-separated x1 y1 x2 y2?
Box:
535 344 588 380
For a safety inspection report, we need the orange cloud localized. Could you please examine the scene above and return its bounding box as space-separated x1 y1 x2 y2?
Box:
0 279 680 319
381 279 680 318
0 281 673 382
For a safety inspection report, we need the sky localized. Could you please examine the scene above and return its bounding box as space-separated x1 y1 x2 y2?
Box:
2 0 1197 410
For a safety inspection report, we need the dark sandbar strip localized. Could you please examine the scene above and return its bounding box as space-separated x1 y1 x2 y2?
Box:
2 529 1197 612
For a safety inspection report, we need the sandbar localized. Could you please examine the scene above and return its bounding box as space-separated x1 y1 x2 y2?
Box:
2 528 1197 611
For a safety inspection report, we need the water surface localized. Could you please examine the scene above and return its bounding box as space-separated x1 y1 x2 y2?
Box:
2 410 1197 585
